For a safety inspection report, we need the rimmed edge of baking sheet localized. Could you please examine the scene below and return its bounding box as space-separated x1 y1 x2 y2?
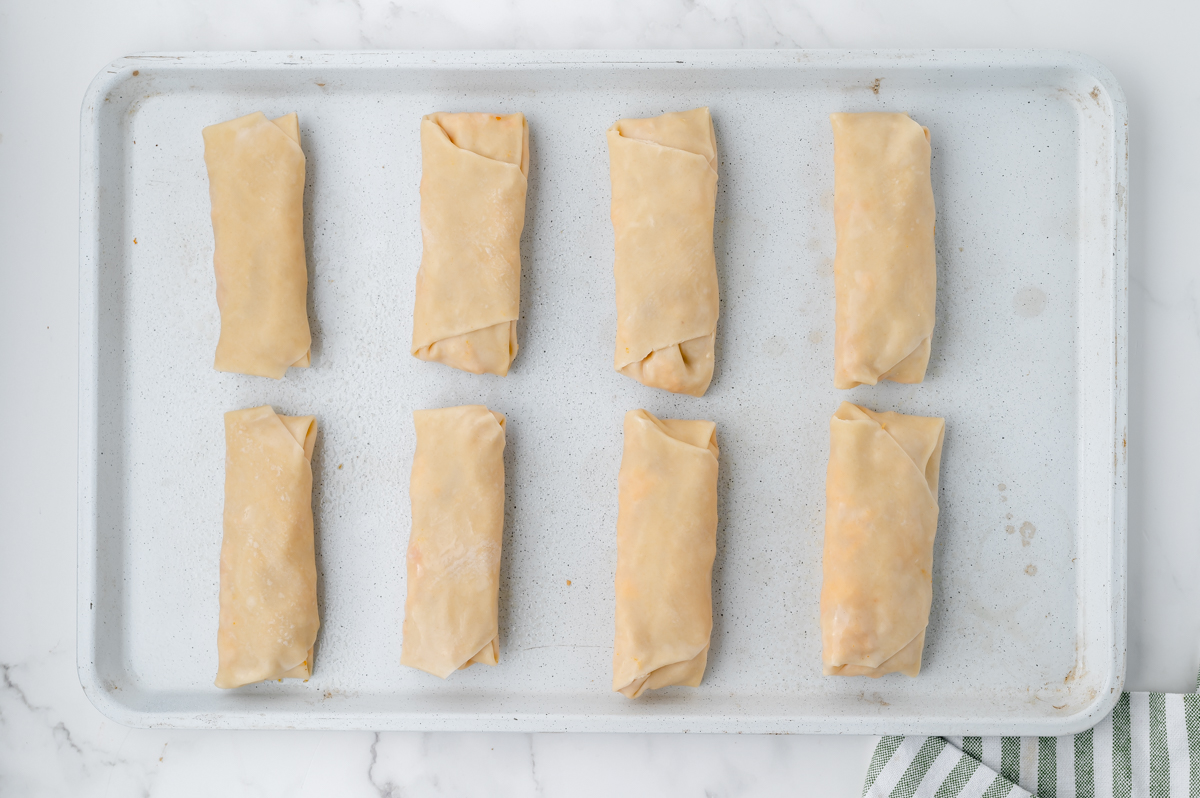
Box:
78 48 1127 734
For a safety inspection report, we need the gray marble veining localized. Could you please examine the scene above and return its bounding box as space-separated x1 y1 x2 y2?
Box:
3 0 1199 794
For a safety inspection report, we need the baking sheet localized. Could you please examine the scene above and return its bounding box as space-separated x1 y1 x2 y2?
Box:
77 50 1127 734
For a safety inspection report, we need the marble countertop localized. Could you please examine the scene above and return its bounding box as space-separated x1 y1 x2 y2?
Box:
2 0 1198 794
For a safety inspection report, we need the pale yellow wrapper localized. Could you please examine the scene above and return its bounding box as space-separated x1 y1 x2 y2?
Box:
216 406 319 688
401 405 507 678
411 113 528 376
608 108 719 397
821 402 945 678
831 112 936 389
204 112 311 379
613 409 719 697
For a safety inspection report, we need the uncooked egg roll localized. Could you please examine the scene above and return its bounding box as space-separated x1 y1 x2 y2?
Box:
608 108 719 397
401 405 507 678
831 112 936 389
203 112 311 379
821 402 945 677
216 405 319 688
411 113 528 376
613 409 719 697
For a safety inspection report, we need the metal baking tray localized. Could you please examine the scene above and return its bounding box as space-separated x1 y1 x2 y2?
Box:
78 49 1127 733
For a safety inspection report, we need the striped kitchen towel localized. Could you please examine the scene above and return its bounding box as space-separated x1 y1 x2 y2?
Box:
863 686 1200 797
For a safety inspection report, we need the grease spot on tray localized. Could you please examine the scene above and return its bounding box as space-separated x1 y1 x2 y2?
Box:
762 336 787 358
1025 564 1038 576
1014 286 1047 318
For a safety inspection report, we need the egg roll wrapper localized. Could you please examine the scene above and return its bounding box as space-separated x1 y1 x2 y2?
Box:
402 405 507 678
203 112 311 379
821 402 944 678
216 406 319 688
608 108 719 397
613 409 719 697
831 112 936 389
411 113 528 376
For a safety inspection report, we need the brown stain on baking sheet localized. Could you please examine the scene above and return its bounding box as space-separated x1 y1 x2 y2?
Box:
1064 662 1080 684
870 78 881 94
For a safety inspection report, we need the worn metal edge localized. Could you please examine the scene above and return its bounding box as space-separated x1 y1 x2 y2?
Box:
77 60 130 723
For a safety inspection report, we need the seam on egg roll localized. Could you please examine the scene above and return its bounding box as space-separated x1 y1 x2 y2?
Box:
613 409 719 698
216 406 320 689
411 113 528 377
204 112 312 379
402 405 507 678
831 112 936 390
608 108 720 397
412 320 517 377
617 333 716 398
820 402 944 678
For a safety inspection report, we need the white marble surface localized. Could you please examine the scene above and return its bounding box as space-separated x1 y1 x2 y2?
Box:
1 0 1197 794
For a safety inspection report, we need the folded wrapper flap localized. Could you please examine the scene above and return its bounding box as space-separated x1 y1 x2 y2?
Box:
612 109 718 173
639 411 720 459
821 402 944 678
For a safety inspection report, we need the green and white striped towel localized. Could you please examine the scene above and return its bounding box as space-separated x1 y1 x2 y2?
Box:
863 685 1200 797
